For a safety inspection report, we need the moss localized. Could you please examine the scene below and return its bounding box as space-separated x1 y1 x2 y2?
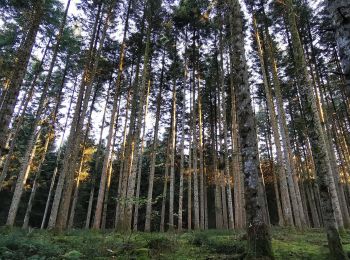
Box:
62 250 84 259
0 227 349 259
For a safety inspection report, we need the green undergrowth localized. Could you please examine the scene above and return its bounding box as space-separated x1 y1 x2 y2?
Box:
0 226 349 259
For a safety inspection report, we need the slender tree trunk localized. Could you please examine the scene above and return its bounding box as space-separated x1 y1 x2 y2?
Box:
85 83 110 229
192 31 200 230
41 76 77 229
188 85 193 230
93 1 130 229
23 58 68 229
218 22 234 230
253 18 296 227
133 77 150 231
178 39 187 231
0 42 50 187
169 78 177 231
160 140 171 232
144 51 165 232
114 88 132 227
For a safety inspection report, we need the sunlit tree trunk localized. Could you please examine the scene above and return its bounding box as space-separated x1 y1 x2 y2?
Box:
0 0 45 159
48 1 105 229
133 77 150 231
253 18 296 227
284 0 347 257
23 58 68 229
93 1 130 229
0 42 50 187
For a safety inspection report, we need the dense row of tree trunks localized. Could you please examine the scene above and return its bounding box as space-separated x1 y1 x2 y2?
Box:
0 0 45 159
6 0 71 226
253 17 295 228
1 0 350 258
23 58 68 229
0 41 51 188
284 0 347 258
48 0 105 230
93 0 131 230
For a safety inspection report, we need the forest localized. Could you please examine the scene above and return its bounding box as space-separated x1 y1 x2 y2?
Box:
0 0 350 259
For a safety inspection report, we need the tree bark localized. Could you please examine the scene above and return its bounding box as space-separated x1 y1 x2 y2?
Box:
284 0 347 258
328 0 350 97
229 0 274 258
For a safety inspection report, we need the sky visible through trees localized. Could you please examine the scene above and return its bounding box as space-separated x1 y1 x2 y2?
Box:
0 0 349 259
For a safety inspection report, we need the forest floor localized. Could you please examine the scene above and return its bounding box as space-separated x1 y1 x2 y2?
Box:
0 227 349 259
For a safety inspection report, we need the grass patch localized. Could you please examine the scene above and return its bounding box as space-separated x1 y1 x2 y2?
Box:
0 226 349 259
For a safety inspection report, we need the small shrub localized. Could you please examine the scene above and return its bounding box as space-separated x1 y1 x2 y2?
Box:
147 236 176 257
188 232 209 246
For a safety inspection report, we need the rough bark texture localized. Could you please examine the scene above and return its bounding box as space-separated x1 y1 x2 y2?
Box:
328 0 350 96
229 0 274 258
285 0 347 258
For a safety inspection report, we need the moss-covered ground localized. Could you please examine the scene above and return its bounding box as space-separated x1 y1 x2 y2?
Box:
0 227 349 259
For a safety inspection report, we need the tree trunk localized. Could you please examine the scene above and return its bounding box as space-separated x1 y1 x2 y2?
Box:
218 21 234 230
85 83 111 229
192 31 200 230
253 18 296 227
93 0 130 229
160 140 171 232
41 76 77 229
284 0 347 257
229 0 273 258
328 0 350 97
0 41 50 187
178 38 187 231
23 58 68 229
169 78 177 231
0 0 45 158
133 77 150 231
144 51 165 232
